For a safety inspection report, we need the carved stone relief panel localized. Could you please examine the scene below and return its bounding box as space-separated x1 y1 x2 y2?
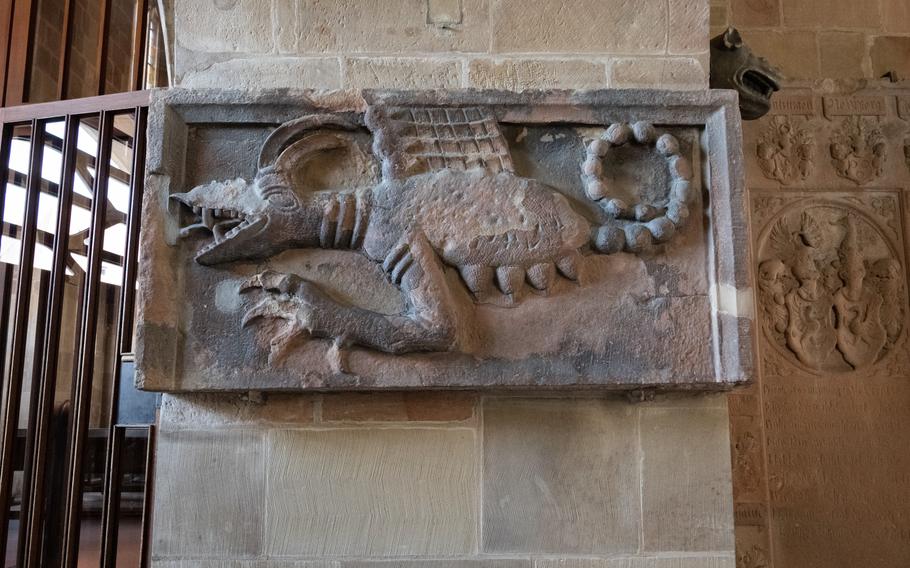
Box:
135 89 750 392
754 193 907 375
733 81 910 568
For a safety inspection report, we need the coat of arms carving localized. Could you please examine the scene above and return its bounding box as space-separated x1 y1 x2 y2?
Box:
756 198 905 373
829 117 885 185
756 116 813 184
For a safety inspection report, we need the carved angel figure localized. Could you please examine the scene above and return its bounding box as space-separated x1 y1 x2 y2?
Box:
170 107 694 367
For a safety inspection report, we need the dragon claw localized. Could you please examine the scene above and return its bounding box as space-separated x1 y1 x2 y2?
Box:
241 296 298 328
240 270 342 363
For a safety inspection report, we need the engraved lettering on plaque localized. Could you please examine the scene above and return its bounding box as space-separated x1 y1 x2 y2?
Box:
823 95 887 117
771 94 816 116
897 96 910 120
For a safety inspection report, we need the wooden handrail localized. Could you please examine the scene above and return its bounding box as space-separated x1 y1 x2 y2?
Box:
0 89 151 123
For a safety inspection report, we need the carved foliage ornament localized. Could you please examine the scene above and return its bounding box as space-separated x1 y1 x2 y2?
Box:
170 107 694 370
757 203 904 373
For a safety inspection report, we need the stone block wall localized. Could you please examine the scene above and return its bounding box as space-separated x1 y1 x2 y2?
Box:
152 392 734 567
163 0 709 91
151 1 736 566
710 0 910 80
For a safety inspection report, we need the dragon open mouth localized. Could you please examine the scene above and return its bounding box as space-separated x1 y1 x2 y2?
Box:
172 195 267 264
739 69 779 100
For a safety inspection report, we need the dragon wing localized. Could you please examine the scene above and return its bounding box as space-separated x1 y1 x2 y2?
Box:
365 105 515 181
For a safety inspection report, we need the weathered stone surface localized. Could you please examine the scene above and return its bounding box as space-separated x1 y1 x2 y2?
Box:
732 81 910 568
265 428 477 556
482 398 640 554
534 557 734 568
467 59 607 90
871 36 910 79
491 0 667 54
153 430 264 557
781 0 881 29
344 58 462 89
152 562 337 568
345 562 529 568
427 0 463 25
321 392 476 421
181 58 342 90
611 58 706 90
669 0 710 54
882 0 910 34
739 30 819 80
819 32 866 80
731 0 780 27
160 393 315 427
293 0 489 54
641 406 734 552
135 89 751 392
175 0 273 54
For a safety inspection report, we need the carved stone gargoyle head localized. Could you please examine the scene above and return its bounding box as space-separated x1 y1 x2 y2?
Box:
710 27 782 120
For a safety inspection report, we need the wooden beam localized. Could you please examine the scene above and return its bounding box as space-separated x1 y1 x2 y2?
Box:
4 0 38 105
0 0 15 104
94 0 112 96
55 0 74 100
129 0 148 91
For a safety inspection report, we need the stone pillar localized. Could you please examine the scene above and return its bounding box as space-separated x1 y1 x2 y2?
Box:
149 2 735 567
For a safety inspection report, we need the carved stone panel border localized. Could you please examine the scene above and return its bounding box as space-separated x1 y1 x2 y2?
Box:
136 88 750 392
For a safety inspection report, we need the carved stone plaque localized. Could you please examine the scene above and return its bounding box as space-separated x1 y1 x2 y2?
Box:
136 89 750 391
733 81 910 567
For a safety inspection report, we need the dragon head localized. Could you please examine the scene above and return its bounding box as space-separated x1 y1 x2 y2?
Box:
172 114 369 265
710 27 782 120
172 166 319 265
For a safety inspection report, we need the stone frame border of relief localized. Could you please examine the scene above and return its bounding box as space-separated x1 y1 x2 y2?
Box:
135 88 752 392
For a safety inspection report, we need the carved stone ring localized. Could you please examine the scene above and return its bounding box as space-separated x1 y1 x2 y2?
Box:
581 121 694 254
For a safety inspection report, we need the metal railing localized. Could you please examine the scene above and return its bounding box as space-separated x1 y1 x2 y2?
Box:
0 89 153 567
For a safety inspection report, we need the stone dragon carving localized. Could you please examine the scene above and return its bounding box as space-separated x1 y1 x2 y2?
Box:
710 27 782 120
171 107 694 367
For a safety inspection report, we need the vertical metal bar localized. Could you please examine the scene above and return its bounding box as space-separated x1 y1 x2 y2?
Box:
0 118 44 564
118 107 145 354
61 110 114 568
94 0 112 96
55 0 74 100
0 123 14 375
129 0 149 92
138 424 155 568
99 425 124 568
99 107 145 565
21 115 79 568
15 267 48 568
